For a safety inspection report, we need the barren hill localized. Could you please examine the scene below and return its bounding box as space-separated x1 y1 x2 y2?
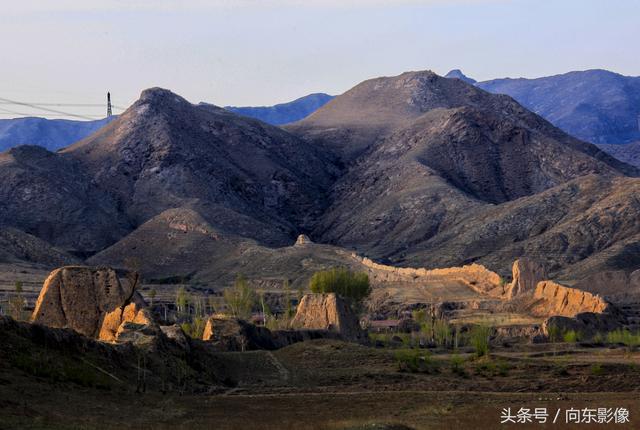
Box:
62 88 339 246
290 71 640 280
286 70 635 176
2 76 640 290
0 145 130 255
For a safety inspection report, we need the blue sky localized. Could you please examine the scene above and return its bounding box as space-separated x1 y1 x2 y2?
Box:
1 0 639 119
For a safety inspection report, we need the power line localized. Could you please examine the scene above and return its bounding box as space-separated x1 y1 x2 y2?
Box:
0 96 126 120
0 101 121 108
0 106 105 119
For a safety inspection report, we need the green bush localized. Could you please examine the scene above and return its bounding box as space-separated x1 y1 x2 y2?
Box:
547 323 562 342
474 359 497 376
606 329 640 348
412 309 427 325
309 268 370 303
395 349 438 374
497 359 510 376
590 363 604 376
592 332 605 344
470 324 491 357
450 354 467 377
563 330 580 343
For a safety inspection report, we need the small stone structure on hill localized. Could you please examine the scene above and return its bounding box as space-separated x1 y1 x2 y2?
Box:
294 234 312 246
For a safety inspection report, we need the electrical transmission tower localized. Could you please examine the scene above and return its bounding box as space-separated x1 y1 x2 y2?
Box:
107 92 112 118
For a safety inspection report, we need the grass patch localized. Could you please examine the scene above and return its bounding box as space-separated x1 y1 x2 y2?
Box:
395 349 439 374
9 349 112 389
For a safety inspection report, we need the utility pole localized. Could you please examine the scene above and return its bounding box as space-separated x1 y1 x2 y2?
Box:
107 92 112 118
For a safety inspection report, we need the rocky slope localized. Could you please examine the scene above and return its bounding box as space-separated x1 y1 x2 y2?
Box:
0 145 130 255
0 227 79 267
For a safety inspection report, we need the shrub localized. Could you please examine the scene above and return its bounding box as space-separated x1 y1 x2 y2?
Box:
433 318 451 348
470 323 491 357
395 349 438 374
563 330 580 343
309 268 370 303
592 332 605 344
590 363 604 376
606 329 640 348
547 323 562 342
552 363 569 377
450 354 467 377
474 359 497 377
412 309 427 325
497 359 510 376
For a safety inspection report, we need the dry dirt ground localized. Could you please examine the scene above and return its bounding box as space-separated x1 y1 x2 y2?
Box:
1 339 639 429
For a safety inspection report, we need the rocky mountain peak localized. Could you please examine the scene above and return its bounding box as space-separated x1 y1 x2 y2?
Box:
138 87 191 107
444 69 477 84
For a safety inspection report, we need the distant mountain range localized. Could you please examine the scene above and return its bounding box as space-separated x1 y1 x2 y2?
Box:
0 116 114 152
1 68 638 154
225 93 334 125
0 93 334 153
475 69 640 145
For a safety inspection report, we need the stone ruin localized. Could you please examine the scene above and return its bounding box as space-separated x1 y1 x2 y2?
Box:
290 293 367 343
503 260 625 337
31 266 158 343
505 258 547 299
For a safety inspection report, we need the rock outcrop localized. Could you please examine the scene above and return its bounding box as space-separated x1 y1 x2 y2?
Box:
31 266 157 342
291 293 366 342
506 258 547 300
531 281 610 318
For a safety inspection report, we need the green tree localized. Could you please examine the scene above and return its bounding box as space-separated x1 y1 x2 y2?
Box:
8 280 26 321
223 274 256 320
283 279 296 318
470 323 492 357
308 267 371 303
176 286 189 319
148 288 157 307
